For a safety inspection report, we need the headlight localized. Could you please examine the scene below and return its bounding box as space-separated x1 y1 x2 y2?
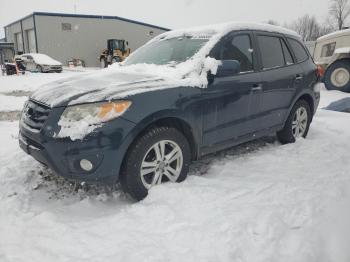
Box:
60 100 132 124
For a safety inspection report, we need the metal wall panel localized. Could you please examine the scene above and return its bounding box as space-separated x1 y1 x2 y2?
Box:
35 15 167 66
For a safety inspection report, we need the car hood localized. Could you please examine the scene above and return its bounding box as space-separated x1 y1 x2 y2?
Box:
31 70 174 108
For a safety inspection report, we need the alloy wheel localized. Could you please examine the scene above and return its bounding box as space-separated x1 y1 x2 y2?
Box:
140 140 183 189
292 107 308 138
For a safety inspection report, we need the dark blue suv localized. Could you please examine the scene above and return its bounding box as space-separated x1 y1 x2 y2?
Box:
19 23 321 200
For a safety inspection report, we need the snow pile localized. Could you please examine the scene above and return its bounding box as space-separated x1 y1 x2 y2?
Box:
1 106 350 261
0 94 27 111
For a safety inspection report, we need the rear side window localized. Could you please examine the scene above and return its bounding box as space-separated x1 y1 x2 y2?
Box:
281 40 294 65
214 34 254 73
321 42 336 57
257 35 285 69
288 38 309 62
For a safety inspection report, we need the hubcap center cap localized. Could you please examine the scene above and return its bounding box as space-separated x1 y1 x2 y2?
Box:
159 162 166 171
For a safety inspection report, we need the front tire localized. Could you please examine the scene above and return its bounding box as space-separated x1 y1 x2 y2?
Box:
120 126 191 201
277 100 311 144
324 60 350 93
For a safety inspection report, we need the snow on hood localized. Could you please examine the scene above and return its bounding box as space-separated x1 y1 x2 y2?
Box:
31 21 299 108
31 56 219 108
26 53 62 66
31 55 219 108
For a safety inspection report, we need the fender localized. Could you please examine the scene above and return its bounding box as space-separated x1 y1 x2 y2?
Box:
116 109 201 175
282 88 318 126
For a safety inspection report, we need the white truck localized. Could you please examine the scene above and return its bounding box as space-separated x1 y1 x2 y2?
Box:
314 29 350 93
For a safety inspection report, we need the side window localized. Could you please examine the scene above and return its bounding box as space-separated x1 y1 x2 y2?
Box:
288 38 309 62
321 42 336 58
281 39 294 65
257 35 285 69
215 34 254 73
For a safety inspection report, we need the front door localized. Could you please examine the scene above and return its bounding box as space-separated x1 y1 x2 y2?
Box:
202 32 262 148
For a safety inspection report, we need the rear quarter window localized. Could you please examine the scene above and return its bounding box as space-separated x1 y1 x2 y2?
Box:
288 38 309 62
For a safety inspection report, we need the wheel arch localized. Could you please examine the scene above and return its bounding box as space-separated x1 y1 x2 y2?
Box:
297 93 315 115
133 116 198 160
284 92 315 126
326 57 350 72
118 114 200 179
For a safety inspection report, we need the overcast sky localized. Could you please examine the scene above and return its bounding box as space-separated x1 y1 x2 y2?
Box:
0 0 331 39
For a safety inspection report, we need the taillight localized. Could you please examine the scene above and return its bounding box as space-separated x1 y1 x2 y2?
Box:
317 65 325 78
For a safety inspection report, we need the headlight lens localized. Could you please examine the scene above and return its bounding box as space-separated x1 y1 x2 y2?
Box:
60 100 132 124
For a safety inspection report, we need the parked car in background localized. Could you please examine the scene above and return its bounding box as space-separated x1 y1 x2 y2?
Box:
314 29 350 93
19 22 321 201
20 53 62 73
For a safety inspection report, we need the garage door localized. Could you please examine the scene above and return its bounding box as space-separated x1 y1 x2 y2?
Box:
27 29 36 53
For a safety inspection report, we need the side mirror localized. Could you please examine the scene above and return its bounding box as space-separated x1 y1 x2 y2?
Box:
216 60 241 77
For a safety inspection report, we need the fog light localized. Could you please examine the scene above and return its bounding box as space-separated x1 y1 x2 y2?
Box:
80 159 93 171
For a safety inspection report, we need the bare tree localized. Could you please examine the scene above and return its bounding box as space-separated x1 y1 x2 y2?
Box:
289 15 326 41
329 0 350 30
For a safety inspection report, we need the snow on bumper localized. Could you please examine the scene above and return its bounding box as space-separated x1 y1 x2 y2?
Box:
19 114 136 183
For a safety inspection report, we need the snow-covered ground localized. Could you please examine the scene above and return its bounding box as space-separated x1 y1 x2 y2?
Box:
1 71 350 262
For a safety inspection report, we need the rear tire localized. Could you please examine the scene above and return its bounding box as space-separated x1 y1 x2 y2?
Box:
277 100 311 144
324 60 350 93
120 126 191 201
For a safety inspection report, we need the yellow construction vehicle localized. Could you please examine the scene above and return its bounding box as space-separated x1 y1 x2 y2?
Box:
99 39 131 68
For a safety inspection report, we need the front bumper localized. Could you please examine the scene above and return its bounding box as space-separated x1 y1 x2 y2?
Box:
41 65 62 72
19 111 136 184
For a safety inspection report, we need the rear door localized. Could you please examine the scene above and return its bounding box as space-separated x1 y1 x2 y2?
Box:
254 32 304 130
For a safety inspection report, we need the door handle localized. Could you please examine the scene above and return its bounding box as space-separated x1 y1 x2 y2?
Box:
251 84 263 91
295 74 304 80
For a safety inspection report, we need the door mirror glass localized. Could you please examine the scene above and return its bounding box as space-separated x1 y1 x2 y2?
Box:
216 60 241 77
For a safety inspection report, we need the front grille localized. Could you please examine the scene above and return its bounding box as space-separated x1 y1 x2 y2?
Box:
22 100 51 131
19 132 44 150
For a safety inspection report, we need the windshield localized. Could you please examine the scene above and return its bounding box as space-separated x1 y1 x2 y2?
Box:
124 37 208 66
111 40 124 51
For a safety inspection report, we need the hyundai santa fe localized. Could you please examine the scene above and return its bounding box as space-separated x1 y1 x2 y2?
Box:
19 22 321 200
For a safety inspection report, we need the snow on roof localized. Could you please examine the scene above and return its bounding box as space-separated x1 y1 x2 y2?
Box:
153 21 300 41
317 29 350 42
23 53 62 65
